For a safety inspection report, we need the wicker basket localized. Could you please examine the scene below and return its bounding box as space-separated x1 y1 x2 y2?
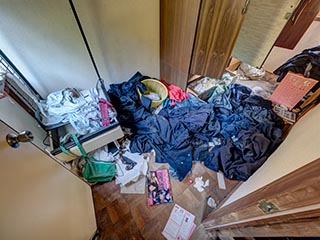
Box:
139 79 168 108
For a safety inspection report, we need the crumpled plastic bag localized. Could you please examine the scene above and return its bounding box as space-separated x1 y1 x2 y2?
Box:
238 62 265 80
193 176 210 192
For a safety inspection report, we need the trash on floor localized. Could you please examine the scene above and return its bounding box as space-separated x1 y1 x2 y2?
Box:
162 204 196 240
115 141 149 188
120 174 146 194
232 62 277 100
91 145 114 162
206 196 217 209
147 169 173 206
216 171 226 190
188 72 233 96
193 176 209 192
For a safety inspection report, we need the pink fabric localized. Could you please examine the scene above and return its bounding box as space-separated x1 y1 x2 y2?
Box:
99 98 114 126
167 84 189 102
160 78 189 106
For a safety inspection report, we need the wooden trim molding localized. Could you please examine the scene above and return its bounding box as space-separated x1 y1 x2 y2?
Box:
203 158 320 230
208 204 320 230
216 218 320 237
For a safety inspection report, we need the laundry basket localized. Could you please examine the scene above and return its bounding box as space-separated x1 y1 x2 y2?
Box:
139 79 168 108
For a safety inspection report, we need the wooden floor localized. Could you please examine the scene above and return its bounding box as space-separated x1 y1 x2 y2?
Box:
92 160 239 240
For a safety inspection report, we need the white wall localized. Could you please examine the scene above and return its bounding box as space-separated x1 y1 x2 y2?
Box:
232 0 299 67
0 0 159 97
222 104 320 207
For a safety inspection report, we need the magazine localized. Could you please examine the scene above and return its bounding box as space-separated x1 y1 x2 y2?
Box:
147 169 173 206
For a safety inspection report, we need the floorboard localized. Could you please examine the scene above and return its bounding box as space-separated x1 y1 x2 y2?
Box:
92 161 239 240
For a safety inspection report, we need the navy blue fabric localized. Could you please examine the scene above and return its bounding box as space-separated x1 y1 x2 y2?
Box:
109 73 283 181
108 72 151 127
204 84 283 180
274 46 320 82
130 104 213 181
162 93 207 112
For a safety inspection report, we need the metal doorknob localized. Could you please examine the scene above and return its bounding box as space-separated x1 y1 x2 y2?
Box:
6 130 34 148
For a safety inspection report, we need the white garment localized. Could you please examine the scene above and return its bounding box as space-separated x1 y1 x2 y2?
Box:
38 88 103 134
115 147 149 187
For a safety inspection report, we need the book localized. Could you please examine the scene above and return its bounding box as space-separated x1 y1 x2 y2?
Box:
269 71 318 110
147 169 173 206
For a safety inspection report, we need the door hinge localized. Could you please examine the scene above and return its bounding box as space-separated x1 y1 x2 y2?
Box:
242 0 250 15
258 199 280 214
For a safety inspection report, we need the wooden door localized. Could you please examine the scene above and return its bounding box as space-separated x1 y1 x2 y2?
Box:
160 0 201 89
202 158 320 236
274 0 320 50
190 0 246 79
0 121 96 240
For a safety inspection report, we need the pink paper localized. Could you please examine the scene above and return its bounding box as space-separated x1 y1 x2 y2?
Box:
270 72 318 110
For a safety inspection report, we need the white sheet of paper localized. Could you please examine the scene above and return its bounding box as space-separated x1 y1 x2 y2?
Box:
163 219 180 240
115 151 148 186
162 204 196 240
170 205 185 224
177 212 195 239
217 171 226 190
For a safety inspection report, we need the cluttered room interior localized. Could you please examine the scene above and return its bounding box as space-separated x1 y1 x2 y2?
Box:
0 0 320 239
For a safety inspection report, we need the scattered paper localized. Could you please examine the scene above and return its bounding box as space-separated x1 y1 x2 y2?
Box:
216 171 226 190
162 204 196 240
115 149 149 187
206 196 217 208
92 145 114 162
120 175 146 194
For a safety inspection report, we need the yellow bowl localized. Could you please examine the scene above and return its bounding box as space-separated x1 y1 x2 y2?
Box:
138 79 168 108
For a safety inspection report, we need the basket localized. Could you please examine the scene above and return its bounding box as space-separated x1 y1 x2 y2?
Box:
138 79 168 108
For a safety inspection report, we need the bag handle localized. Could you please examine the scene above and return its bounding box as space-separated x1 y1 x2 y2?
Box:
70 134 87 157
59 133 81 158
59 133 93 160
60 133 121 175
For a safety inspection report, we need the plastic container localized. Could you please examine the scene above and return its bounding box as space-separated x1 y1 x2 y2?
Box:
139 79 168 108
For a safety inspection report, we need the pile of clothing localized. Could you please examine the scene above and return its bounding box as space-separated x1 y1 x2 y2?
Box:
274 45 320 82
108 72 283 181
37 87 117 134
